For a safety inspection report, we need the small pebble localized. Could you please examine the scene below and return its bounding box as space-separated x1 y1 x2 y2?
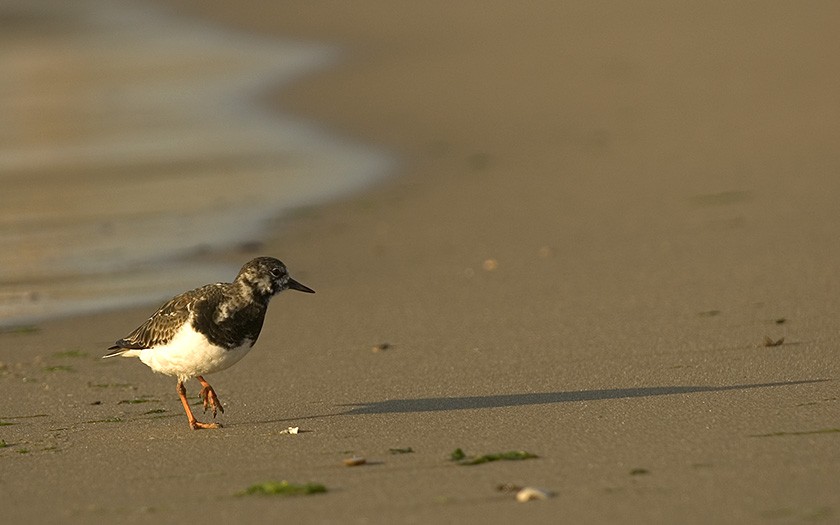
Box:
482 259 498 271
372 343 391 353
343 456 366 467
762 336 785 347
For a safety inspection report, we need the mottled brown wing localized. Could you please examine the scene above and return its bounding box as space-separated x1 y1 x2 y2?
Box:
105 285 222 353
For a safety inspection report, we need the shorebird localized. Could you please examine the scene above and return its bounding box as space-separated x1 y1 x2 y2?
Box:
103 257 314 429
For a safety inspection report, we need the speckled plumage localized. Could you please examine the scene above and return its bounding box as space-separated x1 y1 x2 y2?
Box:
103 256 314 430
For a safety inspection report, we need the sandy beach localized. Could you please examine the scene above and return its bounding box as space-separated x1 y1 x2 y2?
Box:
2 1 840 523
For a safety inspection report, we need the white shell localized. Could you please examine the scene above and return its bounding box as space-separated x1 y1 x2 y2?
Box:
516 487 551 502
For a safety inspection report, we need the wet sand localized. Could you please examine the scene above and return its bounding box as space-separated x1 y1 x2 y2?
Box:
0 0 391 326
3 1 840 523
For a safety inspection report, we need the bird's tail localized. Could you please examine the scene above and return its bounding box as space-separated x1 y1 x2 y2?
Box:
102 345 140 358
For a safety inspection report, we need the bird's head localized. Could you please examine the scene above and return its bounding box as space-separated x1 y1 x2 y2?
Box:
236 257 315 298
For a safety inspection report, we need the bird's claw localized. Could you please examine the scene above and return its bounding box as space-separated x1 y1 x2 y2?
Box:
190 420 221 430
198 385 224 418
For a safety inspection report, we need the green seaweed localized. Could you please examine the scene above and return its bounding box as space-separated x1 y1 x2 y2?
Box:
143 408 167 415
44 365 74 372
449 448 538 466
238 481 327 497
0 421 16 426
85 417 123 424
0 325 40 335
118 398 159 404
804 507 834 521
53 349 88 358
0 440 7 448
88 382 135 389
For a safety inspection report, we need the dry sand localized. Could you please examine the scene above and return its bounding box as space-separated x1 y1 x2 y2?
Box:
2 1 840 523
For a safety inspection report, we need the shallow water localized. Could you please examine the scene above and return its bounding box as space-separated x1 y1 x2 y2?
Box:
0 0 392 326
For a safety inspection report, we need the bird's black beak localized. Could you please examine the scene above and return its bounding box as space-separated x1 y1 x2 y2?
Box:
288 278 315 294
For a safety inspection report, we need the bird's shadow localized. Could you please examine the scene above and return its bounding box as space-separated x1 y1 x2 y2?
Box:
254 379 828 424
337 379 828 415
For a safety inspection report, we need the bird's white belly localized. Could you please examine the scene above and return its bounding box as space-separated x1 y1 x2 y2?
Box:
135 323 254 380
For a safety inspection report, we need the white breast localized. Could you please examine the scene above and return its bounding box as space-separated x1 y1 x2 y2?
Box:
135 322 254 381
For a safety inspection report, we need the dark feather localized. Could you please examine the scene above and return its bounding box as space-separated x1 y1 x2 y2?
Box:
107 284 224 352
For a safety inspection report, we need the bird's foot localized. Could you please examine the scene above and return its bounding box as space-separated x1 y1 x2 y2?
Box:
189 419 221 430
198 384 225 418
178 379 222 430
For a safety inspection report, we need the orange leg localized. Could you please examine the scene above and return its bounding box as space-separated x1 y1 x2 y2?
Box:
177 380 220 430
197 375 225 418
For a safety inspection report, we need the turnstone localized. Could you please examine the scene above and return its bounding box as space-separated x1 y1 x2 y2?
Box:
103 257 314 430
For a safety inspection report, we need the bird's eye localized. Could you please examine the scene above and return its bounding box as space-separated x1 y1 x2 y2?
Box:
270 267 283 278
